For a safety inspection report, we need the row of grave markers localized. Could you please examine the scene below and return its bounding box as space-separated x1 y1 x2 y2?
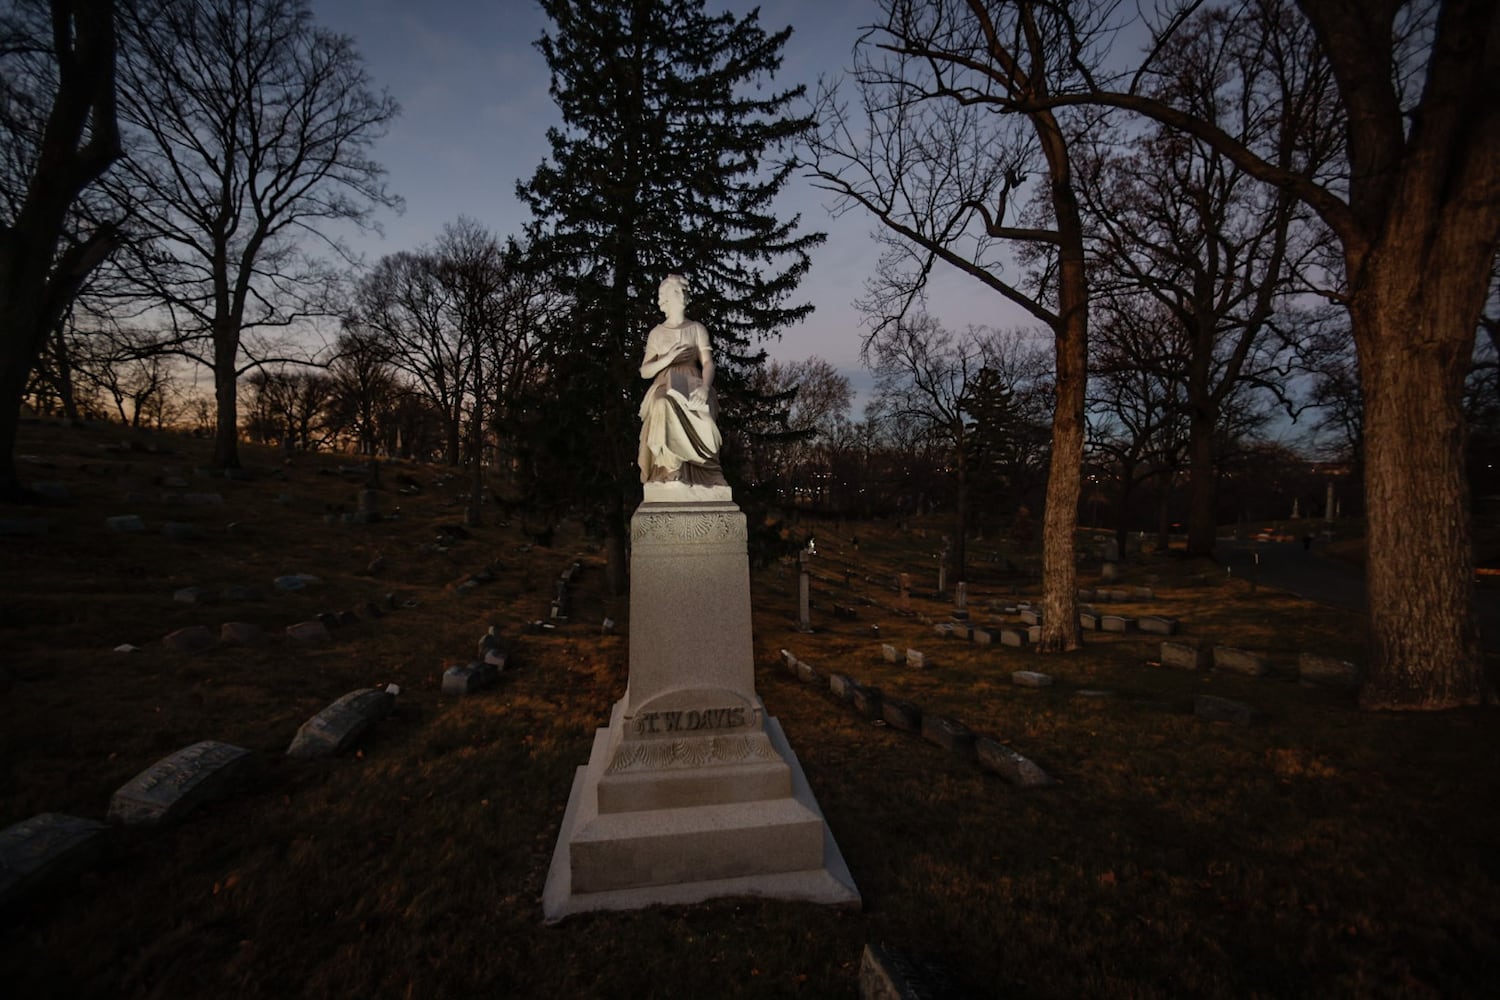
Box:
0 684 399 916
778 648 1056 789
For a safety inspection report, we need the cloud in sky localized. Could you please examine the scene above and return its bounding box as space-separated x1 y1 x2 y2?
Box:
313 0 1033 397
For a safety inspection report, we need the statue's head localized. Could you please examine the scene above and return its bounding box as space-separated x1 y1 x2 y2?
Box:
658 273 689 313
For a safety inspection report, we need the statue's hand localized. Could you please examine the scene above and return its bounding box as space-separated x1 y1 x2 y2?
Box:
674 343 699 364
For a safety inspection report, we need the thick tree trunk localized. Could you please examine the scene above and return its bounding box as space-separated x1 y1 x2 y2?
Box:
1038 298 1085 652
1185 403 1217 556
211 331 240 468
1354 245 1489 709
0 289 46 501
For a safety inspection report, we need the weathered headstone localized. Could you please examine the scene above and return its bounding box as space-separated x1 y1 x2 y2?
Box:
219 622 265 646
163 625 216 653
442 661 497 696
933 623 956 639
796 660 821 685
954 581 967 613
0 813 111 912
1019 608 1042 626
1194 694 1260 725
1297 653 1360 688
1100 562 1119 582
285 620 332 642
881 699 922 732
1213 646 1270 677
829 672 856 701
286 687 395 757
780 648 799 676
1137 616 1178 636
999 628 1028 648
106 741 254 825
975 738 1054 788
1079 612 1100 630
971 628 992 646
905 648 927 670
849 683 883 720
797 551 813 633
881 643 901 663
1161 640 1211 671
921 715 975 754
1011 670 1053 688
1100 615 1135 633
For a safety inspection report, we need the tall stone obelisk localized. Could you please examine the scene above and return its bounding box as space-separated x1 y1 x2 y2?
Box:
542 276 858 921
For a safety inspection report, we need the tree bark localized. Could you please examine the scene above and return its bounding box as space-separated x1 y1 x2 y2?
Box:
1354 240 1490 709
211 329 240 468
1185 402 1217 555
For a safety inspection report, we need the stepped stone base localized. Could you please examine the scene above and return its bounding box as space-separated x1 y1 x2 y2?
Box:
543 714 858 922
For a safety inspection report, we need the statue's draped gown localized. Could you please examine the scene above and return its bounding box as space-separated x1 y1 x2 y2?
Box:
637 321 727 486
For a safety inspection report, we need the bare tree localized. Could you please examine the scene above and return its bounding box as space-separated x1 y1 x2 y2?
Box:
105 0 399 470
325 327 398 456
1076 2 1338 555
1021 0 1499 708
0 0 120 499
806 0 1114 650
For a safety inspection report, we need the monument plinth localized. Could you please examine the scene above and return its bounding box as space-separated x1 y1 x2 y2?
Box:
543 497 859 920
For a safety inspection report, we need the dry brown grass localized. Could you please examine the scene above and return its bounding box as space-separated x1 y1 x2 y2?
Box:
2 421 1497 998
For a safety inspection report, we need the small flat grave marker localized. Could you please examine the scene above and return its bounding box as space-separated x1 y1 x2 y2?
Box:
0 813 111 912
921 715 976 755
1161 640 1210 671
1297 653 1360 688
286 620 332 642
1012 670 1054 688
442 662 497 696
107 741 253 826
1138 616 1178 636
219 622 264 646
882 698 921 732
1213 645 1271 677
975 737 1055 788
1100 615 1135 633
286 688 395 758
163 625 216 653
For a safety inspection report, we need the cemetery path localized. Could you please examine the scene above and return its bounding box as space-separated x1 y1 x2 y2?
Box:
1223 541 1500 651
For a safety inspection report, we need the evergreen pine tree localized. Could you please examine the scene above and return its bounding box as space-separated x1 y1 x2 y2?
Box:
517 0 822 592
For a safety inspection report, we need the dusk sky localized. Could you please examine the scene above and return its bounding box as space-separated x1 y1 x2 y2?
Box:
313 0 1035 405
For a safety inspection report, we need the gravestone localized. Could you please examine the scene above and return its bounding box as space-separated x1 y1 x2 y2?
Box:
163 625 216 653
971 628 992 646
921 715 975 754
0 813 110 912
1011 670 1053 688
1137 616 1178 636
106 514 145 532
829 672 857 701
1026 624 1043 644
353 488 381 524
897 573 912 614
849 684 883 721
1161 640 1210 671
881 643 901 663
905 649 927 670
1297 653 1360 688
1079 612 1100 630
1100 615 1135 633
107 741 254 825
881 699 922 732
1100 562 1119 582
1213 646 1270 677
975 738 1054 788
954 581 967 614
442 661 497 696
999 628 1027 648
286 620 331 642
796 660 820 685
1019 608 1042 626
780 649 799 676
219 622 265 646
286 687 395 757
543 481 857 921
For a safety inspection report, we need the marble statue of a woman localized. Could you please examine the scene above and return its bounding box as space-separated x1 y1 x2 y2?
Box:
637 274 730 494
